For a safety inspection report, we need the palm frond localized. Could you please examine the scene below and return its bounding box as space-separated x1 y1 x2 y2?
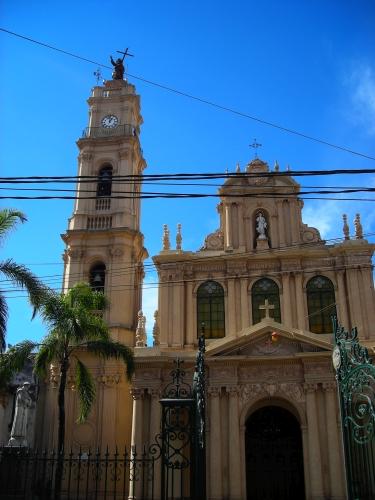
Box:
0 259 48 310
0 340 37 388
34 333 61 378
0 293 8 353
85 340 134 380
75 359 96 423
65 283 108 312
0 209 27 240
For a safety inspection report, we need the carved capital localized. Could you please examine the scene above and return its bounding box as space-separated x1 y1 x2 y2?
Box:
68 248 85 260
303 382 317 393
322 381 336 393
208 386 221 398
130 388 144 400
79 152 93 162
97 373 121 387
150 388 161 399
226 385 240 397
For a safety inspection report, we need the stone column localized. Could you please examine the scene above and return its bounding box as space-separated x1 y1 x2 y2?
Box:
225 204 233 250
294 272 306 330
185 280 194 346
336 271 349 331
149 389 161 500
238 204 245 248
281 272 292 327
360 267 375 339
277 201 286 247
323 382 345 500
227 278 236 336
227 386 242 499
240 278 249 330
129 388 144 500
304 384 324 500
208 387 222 500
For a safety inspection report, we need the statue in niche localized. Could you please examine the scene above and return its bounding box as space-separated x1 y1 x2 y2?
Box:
8 382 35 447
256 211 268 240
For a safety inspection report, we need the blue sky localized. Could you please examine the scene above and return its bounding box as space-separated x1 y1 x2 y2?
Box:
1 1 375 346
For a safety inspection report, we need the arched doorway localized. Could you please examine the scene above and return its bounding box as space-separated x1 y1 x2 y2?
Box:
245 405 305 500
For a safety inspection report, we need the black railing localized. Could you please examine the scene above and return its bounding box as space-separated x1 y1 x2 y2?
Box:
0 445 155 500
81 124 137 139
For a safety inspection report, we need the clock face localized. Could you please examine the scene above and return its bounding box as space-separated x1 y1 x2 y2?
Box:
101 115 118 128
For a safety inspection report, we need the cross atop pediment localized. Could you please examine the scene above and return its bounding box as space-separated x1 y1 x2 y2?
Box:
259 299 275 319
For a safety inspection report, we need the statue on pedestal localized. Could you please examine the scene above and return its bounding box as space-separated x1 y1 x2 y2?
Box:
8 382 35 447
256 212 268 240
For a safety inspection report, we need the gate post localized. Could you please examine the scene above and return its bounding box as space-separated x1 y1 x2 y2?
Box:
332 318 375 500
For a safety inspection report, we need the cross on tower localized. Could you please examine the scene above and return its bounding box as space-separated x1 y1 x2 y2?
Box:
117 48 134 62
250 138 262 158
259 298 275 319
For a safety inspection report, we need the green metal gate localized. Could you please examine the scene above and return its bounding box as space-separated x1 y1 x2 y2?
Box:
333 319 375 500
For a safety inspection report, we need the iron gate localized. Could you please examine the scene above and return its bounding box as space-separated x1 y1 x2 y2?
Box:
333 318 375 500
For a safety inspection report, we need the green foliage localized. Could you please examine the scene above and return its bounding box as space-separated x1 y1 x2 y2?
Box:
0 208 47 352
0 340 37 387
75 360 96 423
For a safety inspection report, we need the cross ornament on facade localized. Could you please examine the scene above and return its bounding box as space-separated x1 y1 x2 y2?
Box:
259 298 275 319
250 138 262 158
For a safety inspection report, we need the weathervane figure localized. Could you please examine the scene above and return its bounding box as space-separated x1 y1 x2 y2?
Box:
93 67 102 85
250 138 262 158
110 48 134 80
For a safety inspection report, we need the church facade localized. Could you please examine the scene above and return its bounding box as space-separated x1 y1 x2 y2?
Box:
1 76 374 500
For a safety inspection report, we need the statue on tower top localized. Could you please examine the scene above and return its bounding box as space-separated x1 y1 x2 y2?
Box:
110 48 134 80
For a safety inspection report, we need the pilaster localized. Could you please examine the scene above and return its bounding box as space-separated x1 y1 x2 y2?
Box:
227 386 242 499
208 387 222 500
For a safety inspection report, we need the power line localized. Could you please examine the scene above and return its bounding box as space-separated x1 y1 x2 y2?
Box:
1 27 375 162
3 263 373 298
1 232 374 288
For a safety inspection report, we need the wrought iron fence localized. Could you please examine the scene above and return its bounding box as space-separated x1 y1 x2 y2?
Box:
0 445 155 500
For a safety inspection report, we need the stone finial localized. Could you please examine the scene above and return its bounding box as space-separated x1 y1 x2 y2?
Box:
176 223 182 251
286 164 291 172
236 163 241 173
152 310 160 346
342 214 350 240
136 310 146 347
274 160 279 172
354 213 363 239
162 224 170 250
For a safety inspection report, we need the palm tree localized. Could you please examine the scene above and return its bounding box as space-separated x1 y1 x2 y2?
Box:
0 282 134 455
0 209 47 352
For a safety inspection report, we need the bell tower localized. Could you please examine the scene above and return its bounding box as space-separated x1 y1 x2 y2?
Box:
62 77 148 346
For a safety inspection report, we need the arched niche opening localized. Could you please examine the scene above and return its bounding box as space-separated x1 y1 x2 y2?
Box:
89 262 106 292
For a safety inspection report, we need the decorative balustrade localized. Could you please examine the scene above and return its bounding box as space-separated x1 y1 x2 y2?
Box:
95 197 111 211
87 216 112 230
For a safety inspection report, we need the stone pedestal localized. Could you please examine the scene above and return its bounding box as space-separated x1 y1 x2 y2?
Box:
256 238 269 250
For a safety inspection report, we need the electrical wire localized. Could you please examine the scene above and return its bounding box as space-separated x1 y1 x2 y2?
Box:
1 27 375 162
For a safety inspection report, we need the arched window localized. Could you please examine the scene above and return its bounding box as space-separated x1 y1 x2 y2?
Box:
307 276 336 333
97 165 113 197
89 263 106 292
197 281 225 339
251 278 281 324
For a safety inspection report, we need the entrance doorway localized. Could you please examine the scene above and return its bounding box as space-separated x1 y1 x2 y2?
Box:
245 405 305 500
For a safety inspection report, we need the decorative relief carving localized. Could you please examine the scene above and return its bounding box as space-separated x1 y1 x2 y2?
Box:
238 364 303 380
239 381 305 405
97 373 121 387
119 149 129 160
208 387 221 398
67 248 85 260
79 153 93 162
108 247 124 258
200 229 224 251
300 223 322 243
130 388 144 400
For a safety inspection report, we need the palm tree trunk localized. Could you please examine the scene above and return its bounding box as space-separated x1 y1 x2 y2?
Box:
55 356 68 498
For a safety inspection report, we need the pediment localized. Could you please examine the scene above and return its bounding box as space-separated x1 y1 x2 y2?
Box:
206 318 333 358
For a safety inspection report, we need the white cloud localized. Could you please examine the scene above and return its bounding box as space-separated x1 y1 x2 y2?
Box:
346 64 375 134
303 200 344 240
